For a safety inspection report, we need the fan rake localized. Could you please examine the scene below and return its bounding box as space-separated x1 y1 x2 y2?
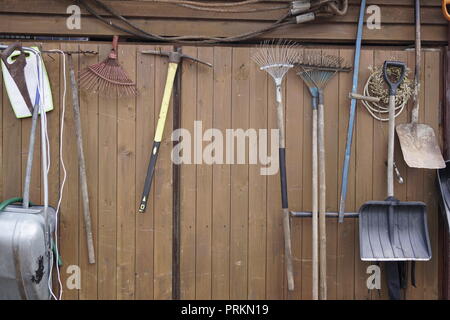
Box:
79 36 137 97
252 40 300 292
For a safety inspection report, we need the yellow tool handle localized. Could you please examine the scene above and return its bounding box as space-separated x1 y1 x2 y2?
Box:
154 62 178 142
443 0 450 21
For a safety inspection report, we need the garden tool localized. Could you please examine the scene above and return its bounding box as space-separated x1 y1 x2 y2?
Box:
359 61 432 262
338 0 366 223
359 61 431 300
139 48 212 214
79 36 137 97
297 69 319 299
297 53 351 300
252 41 300 291
396 0 445 169
68 53 96 264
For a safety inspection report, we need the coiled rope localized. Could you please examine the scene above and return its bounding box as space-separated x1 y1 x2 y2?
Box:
361 66 413 121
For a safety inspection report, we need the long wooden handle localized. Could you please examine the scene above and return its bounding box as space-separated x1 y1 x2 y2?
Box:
68 54 95 264
280 149 294 291
275 85 294 291
139 62 178 213
388 95 396 198
412 0 421 124
312 107 319 300
318 99 327 300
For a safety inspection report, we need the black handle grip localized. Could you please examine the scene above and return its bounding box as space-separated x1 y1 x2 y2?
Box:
139 141 161 213
383 61 407 95
279 148 289 209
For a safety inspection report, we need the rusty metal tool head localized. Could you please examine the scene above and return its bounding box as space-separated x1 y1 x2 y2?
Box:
79 36 137 97
141 48 212 67
0 43 34 112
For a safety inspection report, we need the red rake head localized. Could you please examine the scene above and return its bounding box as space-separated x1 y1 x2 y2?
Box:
79 36 137 97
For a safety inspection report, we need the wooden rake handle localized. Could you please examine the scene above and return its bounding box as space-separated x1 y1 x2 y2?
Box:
275 85 295 291
68 54 96 264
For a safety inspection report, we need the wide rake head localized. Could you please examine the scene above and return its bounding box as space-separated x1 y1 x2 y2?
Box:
297 53 351 90
79 57 137 97
251 40 301 85
79 36 137 97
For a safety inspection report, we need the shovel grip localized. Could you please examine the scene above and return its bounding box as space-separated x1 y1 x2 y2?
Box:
383 61 407 96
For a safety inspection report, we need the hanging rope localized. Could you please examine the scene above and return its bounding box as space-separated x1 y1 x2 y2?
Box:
361 66 413 122
76 0 348 44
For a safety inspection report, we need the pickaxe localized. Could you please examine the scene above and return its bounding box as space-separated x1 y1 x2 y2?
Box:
139 48 212 213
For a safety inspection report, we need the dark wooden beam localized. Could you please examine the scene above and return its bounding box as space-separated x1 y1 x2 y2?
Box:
0 14 447 43
0 0 446 25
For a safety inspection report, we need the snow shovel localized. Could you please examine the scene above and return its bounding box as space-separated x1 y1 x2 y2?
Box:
359 61 432 261
396 0 445 170
437 160 450 231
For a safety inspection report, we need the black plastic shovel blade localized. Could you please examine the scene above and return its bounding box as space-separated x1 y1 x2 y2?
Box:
359 199 432 261
437 160 450 231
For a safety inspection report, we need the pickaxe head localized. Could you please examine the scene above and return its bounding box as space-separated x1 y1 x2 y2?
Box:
141 48 212 67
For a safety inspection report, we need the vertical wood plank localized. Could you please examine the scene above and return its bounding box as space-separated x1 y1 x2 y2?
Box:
78 43 99 300
153 45 174 300
354 49 375 300
211 46 232 300
40 43 61 295
423 50 441 300
322 48 340 300
230 47 250 299
2 53 22 200
97 42 118 300
195 46 214 299
248 47 268 300
116 44 137 300
59 42 79 300
370 49 392 300
41 42 61 250
180 46 197 300
404 49 424 300
135 44 156 300
337 48 356 300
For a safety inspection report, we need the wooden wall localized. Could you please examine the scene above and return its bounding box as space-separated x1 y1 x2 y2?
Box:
0 0 448 44
0 41 443 299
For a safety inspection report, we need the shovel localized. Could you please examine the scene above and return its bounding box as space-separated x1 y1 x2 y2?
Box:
359 61 432 261
396 0 445 169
